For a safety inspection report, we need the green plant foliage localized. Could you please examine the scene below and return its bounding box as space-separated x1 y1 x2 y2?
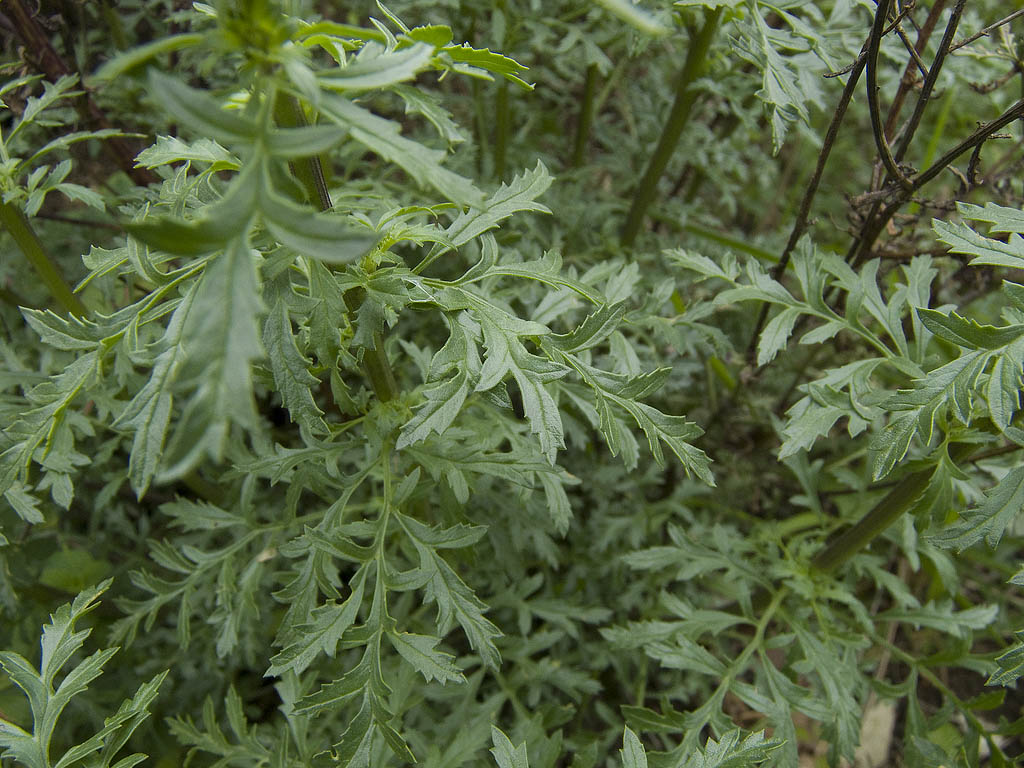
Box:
2 0 1024 765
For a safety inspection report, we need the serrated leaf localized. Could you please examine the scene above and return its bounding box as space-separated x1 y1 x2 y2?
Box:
929 466 1024 551
267 569 366 677
933 219 1024 270
319 42 434 90
387 631 464 684
620 727 648 768
159 238 264 480
320 94 483 208
490 726 529 768
263 299 329 434
681 729 783 768
443 161 551 249
988 630 1024 686
134 135 240 169
918 308 1024 349
757 306 800 365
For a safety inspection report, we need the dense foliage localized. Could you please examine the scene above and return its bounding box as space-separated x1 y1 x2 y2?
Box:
1 0 1024 765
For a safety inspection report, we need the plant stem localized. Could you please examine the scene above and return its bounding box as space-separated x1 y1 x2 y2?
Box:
494 80 509 181
811 443 973 574
273 94 398 403
0 202 87 317
621 8 721 246
572 63 598 168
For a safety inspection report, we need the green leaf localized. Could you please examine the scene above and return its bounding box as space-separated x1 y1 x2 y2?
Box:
876 600 998 638
159 238 265 479
395 318 476 448
929 467 1024 551
262 124 348 159
126 163 258 255
91 34 205 82
443 45 532 89
681 729 783 768
988 630 1024 686
267 569 366 676
320 94 484 208
146 71 256 144
134 135 240 169
490 726 530 768
757 306 801 365
387 631 464 684
318 42 435 91
443 161 552 250
263 299 329 433
115 284 196 497
917 308 1024 349
933 219 1024 270
620 727 648 768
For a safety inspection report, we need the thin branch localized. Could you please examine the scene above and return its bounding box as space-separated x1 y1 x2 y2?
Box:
893 23 930 80
867 0 913 189
893 0 967 163
884 0 948 140
949 7 1024 53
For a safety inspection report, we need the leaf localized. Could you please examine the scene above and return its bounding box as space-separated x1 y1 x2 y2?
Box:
620 727 648 768
115 283 197 497
134 135 240 169
91 34 205 82
126 163 259 255
490 726 530 768
145 71 256 144
988 630 1024 686
442 161 552 250
392 84 466 145
387 631 464 684
681 729 783 768
929 467 1024 551
320 94 484 208
757 306 801 365
442 45 532 89
267 569 366 676
263 299 329 434
396 318 477 448
319 42 435 90
159 237 265 480
933 219 1024 270
917 308 1024 349
0 581 152 768
401 520 502 668
877 601 998 638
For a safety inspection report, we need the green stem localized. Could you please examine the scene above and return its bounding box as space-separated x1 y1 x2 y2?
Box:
272 94 398 403
0 202 86 317
494 80 509 181
621 8 721 246
572 63 598 168
811 443 973 574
